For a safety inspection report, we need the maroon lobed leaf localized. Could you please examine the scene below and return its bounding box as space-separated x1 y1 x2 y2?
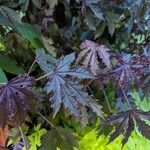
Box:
110 53 143 90
0 75 36 128
104 109 150 146
76 40 111 75
36 49 103 119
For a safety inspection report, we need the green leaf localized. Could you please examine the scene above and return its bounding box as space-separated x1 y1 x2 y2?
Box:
39 128 57 150
131 91 141 103
0 68 7 83
94 22 106 39
0 43 5 51
8 124 29 146
0 6 42 48
84 13 97 31
85 0 103 20
40 127 78 150
0 54 24 75
89 5 103 20
131 91 150 112
106 12 118 36
28 124 46 150
0 37 5 51
17 23 42 48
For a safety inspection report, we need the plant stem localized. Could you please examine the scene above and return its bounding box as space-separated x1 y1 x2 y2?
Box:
27 60 36 75
85 78 96 88
87 86 97 100
121 87 132 109
36 72 52 81
19 126 28 150
38 113 55 128
99 81 112 113
102 89 112 113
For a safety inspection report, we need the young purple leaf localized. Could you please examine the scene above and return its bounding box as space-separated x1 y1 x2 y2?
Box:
76 40 111 75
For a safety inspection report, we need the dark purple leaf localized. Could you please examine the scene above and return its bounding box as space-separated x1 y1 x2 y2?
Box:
111 53 144 90
136 119 150 139
103 109 150 146
0 75 36 127
36 49 103 118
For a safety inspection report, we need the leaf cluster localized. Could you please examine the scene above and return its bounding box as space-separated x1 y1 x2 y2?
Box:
0 0 149 149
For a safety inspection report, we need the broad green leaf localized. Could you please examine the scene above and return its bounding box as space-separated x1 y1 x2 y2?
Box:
0 68 7 83
0 6 42 48
40 127 78 150
131 91 141 103
106 12 118 36
17 23 42 48
39 129 57 150
0 54 24 75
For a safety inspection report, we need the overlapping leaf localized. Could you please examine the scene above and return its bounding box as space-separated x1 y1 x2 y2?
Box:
0 75 36 127
76 40 111 75
104 109 150 146
36 49 103 118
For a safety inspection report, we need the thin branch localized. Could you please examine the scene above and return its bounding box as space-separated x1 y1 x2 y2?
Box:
36 72 52 81
19 126 29 150
87 85 97 100
99 81 112 113
85 78 96 88
121 87 132 109
102 89 112 113
27 60 36 75
38 112 55 128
